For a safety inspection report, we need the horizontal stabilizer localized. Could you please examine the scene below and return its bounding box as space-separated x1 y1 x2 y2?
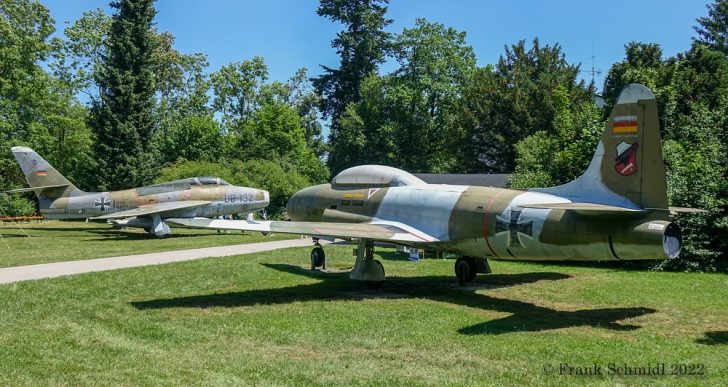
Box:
665 206 707 214
519 202 647 215
92 200 210 220
4 184 70 194
166 218 438 243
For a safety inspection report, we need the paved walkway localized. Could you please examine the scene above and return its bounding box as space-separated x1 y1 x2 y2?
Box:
0 238 317 285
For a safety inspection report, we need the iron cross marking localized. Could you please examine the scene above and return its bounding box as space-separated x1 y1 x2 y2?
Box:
495 210 533 248
94 197 111 211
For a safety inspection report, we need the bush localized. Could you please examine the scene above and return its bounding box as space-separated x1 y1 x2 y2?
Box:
0 194 36 217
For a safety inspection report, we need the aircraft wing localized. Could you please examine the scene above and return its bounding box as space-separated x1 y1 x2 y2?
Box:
92 200 210 220
166 218 438 243
519 202 648 214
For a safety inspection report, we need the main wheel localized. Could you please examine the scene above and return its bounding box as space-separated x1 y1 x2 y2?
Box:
455 257 477 284
364 260 385 289
311 246 326 268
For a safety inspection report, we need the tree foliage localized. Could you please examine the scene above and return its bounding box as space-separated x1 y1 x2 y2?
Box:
457 39 593 173
313 0 392 150
509 86 602 189
88 0 158 191
694 0 728 56
0 0 92 212
330 19 476 173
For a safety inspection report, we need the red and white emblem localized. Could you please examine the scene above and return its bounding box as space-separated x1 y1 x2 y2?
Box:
615 141 639 176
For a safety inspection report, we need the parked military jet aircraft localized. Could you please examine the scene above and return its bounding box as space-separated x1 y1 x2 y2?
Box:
8 147 269 237
169 84 701 287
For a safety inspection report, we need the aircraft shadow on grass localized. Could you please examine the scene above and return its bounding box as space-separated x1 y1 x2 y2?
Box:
84 229 232 241
696 331 728 345
132 263 656 335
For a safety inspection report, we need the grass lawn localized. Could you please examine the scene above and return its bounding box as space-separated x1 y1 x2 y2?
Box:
0 220 294 268
0 243 726 385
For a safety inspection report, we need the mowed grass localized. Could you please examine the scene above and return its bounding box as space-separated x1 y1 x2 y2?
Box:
0 220 295 267
0 243 726 385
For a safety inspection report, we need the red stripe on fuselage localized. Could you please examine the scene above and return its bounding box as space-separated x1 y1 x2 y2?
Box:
482 190 507 258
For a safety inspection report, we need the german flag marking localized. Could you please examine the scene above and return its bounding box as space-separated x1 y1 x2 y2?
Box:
612 115 638 133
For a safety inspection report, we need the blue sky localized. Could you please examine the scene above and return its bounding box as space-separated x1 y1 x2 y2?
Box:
42 0 710 91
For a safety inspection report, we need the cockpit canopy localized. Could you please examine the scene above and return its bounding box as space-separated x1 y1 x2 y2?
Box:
331 165 425 189
136 176 229 196
194 176 229 186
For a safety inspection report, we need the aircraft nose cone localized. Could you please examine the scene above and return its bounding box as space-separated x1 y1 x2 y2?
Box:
261 189 270 205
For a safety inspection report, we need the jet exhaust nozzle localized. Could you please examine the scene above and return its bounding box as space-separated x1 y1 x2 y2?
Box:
663 222 682 259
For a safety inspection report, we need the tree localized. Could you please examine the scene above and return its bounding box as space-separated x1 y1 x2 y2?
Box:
50 8 111 100
88 0 158 191
313 0 392 151
660 101 727 272
236 101 328 183
157 114 222 164
601 42 676 126
329 19 476 174
0 0 56 193
509 86 602 189
388 19 476 172
457 39 592 173
284 68 326 157
694 0 728 56
210 58 329 182
0 0 92 204
211 57 268 132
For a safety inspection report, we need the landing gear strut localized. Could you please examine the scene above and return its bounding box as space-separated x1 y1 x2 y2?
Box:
310 238 326 270
350 238 385 289
150 214 170 238
455 256 491 286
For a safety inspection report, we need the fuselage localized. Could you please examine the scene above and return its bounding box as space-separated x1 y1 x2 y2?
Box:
287 183 680 261
39 177 269 220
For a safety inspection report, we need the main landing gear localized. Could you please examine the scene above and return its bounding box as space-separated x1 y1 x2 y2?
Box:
350 239 385 289
454 256 492 286
308 237 385 289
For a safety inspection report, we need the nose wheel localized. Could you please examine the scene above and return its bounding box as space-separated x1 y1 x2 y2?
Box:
310 240 327 270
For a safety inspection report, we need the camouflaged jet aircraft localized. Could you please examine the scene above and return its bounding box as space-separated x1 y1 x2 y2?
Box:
169 84 700 287
8 147 269 237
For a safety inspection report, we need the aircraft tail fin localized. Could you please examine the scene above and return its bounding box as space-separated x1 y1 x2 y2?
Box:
535 84 669 210
10 146 82 199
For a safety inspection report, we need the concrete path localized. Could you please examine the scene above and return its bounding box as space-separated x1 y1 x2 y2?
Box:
0 238 316 285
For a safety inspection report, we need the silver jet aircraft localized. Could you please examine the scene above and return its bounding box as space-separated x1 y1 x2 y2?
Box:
9 147 269 237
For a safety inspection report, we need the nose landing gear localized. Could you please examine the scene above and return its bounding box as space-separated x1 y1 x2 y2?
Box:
310 238 327 270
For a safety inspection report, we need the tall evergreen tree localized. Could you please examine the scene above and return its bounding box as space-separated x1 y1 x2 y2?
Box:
89 0 157 191
694 0 728 56
312 0 392 159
